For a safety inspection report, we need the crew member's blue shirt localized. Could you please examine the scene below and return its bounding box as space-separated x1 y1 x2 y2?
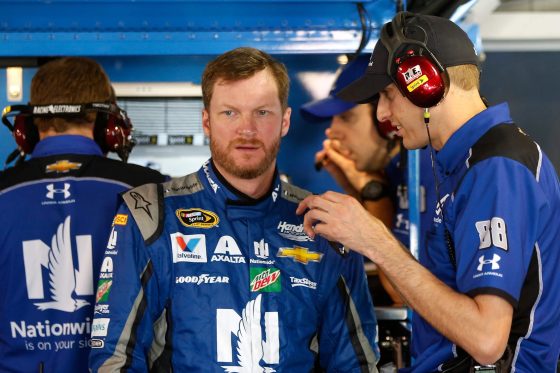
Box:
404 103 560 372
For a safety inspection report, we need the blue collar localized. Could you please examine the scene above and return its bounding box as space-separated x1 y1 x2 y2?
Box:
31 135 104 158
436 102 513 175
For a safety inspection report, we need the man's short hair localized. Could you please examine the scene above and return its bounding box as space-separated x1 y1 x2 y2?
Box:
447 64 480 91
201 47 290 112
30 57 113 132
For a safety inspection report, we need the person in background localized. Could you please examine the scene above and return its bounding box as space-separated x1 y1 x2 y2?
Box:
89 47 379 372
0 57 167 373
301 54 436 307
298 12 560 372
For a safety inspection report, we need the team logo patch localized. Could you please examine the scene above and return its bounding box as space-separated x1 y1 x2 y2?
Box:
45 160 82 173
171 233 207 263
96 279 112 303
277 247 323 264
176 208 219 228
250 267 281 292
91 318 110 337
113 214 128 226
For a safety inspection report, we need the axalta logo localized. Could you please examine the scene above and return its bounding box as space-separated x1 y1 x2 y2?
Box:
175 274 229 285
277 221 312 242
211 235 246 264
290 276 317 290
176 208 219 228
171 233 207 263
217 294 279 371
99 257 113 280
277 247 322 265
250 268 281 292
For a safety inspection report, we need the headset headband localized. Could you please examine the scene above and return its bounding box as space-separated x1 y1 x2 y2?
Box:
380 12 444 77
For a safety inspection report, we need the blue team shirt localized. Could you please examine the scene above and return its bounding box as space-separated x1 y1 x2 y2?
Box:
404 103 560 372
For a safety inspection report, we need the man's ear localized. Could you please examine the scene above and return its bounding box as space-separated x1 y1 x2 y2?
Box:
280 107 291 137
202 108 210 137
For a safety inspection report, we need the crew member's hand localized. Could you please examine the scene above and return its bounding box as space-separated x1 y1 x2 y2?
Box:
296 191 397 261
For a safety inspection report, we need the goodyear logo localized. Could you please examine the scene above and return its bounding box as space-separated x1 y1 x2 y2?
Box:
277 247 323 264
176 208 219 228
407 75 428 92
113 214 128 226
45 160 82 173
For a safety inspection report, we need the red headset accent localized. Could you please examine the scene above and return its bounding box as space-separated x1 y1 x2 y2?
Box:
2 103 135 162
380 12 446 108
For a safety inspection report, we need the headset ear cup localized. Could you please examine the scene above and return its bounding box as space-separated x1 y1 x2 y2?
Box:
394 53 445 108
13 115 39 154
93 112 110 153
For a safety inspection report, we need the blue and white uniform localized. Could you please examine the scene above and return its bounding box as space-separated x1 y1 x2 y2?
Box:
0 135 166 373
405 103 560 372
89 160 379 372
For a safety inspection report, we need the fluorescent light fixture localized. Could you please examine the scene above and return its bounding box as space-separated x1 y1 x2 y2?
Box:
7 67 23 102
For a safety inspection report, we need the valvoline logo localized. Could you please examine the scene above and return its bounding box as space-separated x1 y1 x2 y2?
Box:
176 208 219 228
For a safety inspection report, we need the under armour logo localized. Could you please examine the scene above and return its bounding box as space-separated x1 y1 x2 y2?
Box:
477 253 501 272
46 183 71 199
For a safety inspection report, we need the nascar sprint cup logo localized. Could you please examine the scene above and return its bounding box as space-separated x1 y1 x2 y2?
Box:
176 208 219 228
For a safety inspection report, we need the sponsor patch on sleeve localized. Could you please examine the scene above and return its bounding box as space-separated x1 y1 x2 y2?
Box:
113 214 128 226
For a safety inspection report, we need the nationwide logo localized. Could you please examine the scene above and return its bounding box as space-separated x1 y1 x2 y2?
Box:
277 247 323 264
113 214 128 226
96 279 112 303
277 221 312 242
218 294 279 371
250 268 281 292
45 160 82 173
434 194 450 224
23 216 92 312
171 233 207 263
106 228 118 254
176 208 219 228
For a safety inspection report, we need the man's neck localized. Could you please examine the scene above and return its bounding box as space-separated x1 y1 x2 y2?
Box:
213 162 276 200
39 125 94 140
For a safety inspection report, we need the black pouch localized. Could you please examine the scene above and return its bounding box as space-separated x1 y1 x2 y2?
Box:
436 346 513 373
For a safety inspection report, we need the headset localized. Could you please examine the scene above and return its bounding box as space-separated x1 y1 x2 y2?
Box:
2 102 135 164
380 11 446 108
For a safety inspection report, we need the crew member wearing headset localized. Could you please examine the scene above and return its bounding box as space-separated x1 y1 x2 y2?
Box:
298 12 560 372
0 57 166 373
301 54 436 308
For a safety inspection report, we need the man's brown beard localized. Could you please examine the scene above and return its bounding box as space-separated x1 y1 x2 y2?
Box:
210 137 280 180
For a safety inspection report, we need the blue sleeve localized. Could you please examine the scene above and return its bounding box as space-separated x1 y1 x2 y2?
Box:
452 158 546 306
89 204 169 372
318 249 379 372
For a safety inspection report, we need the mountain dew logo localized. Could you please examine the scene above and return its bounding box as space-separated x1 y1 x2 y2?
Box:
250 268 281 292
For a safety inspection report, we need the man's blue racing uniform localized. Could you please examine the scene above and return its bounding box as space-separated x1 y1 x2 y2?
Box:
89 160 379 372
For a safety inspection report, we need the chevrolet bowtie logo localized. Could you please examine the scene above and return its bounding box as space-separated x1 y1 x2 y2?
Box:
45 160 82 173
277 247 323 264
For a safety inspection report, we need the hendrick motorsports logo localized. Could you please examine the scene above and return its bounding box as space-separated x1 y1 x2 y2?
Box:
277 221 312 242
176 208 219 228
